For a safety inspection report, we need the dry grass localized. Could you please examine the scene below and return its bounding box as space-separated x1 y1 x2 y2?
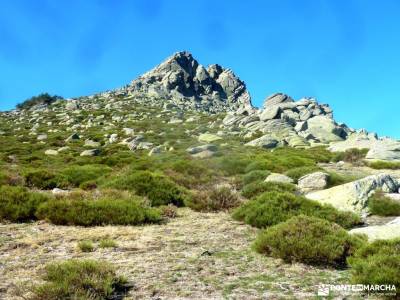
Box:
1 209 351 299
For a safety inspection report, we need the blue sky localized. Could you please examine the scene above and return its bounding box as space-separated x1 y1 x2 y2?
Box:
0 0 399 138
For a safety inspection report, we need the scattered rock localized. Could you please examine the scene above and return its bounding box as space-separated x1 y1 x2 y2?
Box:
306 174 399 213
66 100 79 110
349 217 400 241
52 188 69 195
186 144 218 155
66 133 80 142
245 135 279 149
298 172 329 193
44 149 58 156
265 173 294 184
37 134 48 141
85 140 101 148
80 149 100 157
198 133 222 143
109 133 118 143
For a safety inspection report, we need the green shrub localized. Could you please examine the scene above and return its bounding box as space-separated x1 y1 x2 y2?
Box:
0 170 23 186
217 156 251 176
0 186 49 222
242 170 270 185
60 164 111 188
348 239 400 298
79 180 98 190
164 159 215 188
24 169 67 189
30 259 129 300
16 93 62 110
99 239 118 249
159 204 178 218
367 161 400 170
233 191 361 229
284 166 321 183
185 186 240 212
241 181 297 199
107 171 189 206
326 171 356 187
78 240 95 252
36 197 162 226
368 190 400 216
332 148 368 165
254 215 366 267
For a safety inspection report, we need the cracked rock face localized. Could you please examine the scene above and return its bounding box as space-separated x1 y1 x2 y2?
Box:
126 51 253 113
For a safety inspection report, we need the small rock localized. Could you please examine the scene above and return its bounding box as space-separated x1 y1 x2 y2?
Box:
85 140 101 148
45 149 58 156
80 149 100 157
198 133 222 143
37 134 48 141
265 173 294 184
66 133 80 142
186 144 218 155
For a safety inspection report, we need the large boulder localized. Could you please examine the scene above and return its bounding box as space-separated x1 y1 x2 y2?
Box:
305 116 347 143
259 106 281 121
263 93 293 107
245 135 279 149
298 172 329 193
349 217 400 241
329 130 378 152
306 174 399 213
365 141 400 162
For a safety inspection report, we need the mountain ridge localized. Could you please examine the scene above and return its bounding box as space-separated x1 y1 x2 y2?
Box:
3 51 400 162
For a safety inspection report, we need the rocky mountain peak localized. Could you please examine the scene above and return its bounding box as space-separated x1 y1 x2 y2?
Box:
126 51 253 113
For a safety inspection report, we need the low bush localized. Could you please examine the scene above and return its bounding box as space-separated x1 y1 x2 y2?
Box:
368 190 400 216
326 171 356 187
367 161 400 170
217 156 251 176
185 186 240 212
232 191 361 229
254 215 366 267
241 181 297 199
30 259 129 300
107 171 189 206
36 197 162 226
0 170 23 186
284 166 321 183
78 240 94 252
99 239 118 249
60 164 111 188
348 239 400 298
166 159 214 188
242 170 270 185
0 186 49 222
159 204 178 218
24 169 67 190
333 148 368 165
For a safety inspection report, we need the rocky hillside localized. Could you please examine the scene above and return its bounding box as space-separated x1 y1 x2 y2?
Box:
4 51 399 162
1 52 399 299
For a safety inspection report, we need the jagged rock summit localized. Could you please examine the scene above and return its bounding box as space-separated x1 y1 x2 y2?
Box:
124 51 253 113
6 51 400 162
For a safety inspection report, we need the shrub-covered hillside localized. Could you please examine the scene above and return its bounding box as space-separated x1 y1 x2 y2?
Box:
1 88 399 299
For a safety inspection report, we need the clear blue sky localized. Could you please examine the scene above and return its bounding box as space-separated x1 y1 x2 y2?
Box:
0 0 399 138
